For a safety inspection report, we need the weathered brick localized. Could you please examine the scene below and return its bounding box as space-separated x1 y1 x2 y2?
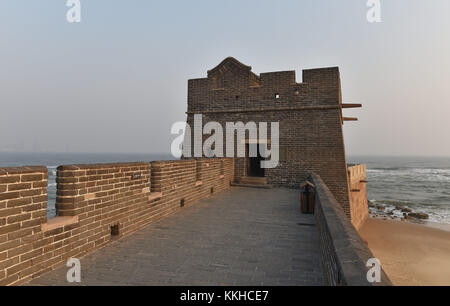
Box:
7 183 32 191
32 181 47 188
0 224 20 236
20 189 42 198
7 244 33 258
6 197 32 208
0 192 20 202
0 256 19 270
0 234 8 244
0 207 21 218
7 213 31 224
0 273 18 286
8 228 33 241
21 218 42 229
0 176 20 184
22 204 43 212
20 248 43 261
7 259 32 276
20 174 44 182
32 195 47 204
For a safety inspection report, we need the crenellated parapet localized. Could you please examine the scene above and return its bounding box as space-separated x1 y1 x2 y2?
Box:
188 57 342 114
0 158 234 286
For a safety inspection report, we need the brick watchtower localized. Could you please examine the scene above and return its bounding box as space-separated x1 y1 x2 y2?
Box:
184 57 361 216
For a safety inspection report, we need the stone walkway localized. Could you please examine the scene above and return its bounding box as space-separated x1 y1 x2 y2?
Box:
28 187 324 286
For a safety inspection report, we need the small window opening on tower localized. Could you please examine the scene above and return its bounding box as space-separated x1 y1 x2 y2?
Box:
196 161 201 181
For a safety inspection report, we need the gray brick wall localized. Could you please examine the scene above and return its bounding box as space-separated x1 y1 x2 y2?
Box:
311 173 391 286
185 57 351 213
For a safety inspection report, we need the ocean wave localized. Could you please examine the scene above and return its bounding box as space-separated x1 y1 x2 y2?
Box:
369 193 450 225
369 167 411 171
369 203 450 225
375 199 412 206
367 167 450 182
369 167 450 173
47 166 58 177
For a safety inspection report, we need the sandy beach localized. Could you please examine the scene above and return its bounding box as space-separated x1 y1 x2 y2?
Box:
360 219 450 286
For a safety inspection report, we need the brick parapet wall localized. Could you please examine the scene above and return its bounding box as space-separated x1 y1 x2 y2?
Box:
56 162 151 218
0 158 234 286
0 166 48 285
311 173 391 286
347 165 369 230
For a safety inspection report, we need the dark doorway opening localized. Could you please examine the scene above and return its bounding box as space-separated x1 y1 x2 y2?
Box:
110 224 120 238
247 143 265 177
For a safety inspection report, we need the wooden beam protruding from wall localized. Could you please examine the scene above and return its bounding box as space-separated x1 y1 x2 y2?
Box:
341 103 362 109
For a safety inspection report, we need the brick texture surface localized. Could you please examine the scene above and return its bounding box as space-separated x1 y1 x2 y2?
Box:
0 158 233 286
311 173 390 286
348 165 369 230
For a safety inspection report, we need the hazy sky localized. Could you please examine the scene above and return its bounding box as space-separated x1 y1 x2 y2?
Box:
1 0 449 156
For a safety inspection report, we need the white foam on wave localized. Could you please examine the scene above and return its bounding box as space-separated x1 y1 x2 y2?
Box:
371 202 450 225
367 167 450 182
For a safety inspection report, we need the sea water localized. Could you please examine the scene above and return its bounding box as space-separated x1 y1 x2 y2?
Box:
1 153 448 224
349 156 450 225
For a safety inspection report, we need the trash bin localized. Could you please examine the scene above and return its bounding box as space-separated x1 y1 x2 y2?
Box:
301 181 315 214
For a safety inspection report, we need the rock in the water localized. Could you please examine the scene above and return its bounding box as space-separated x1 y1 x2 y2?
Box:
376 205 385 211
401 208 412 213
408 212 429 220
368 201 376 208
395 205 405 211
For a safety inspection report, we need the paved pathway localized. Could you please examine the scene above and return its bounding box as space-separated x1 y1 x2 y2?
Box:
28 187 324 286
